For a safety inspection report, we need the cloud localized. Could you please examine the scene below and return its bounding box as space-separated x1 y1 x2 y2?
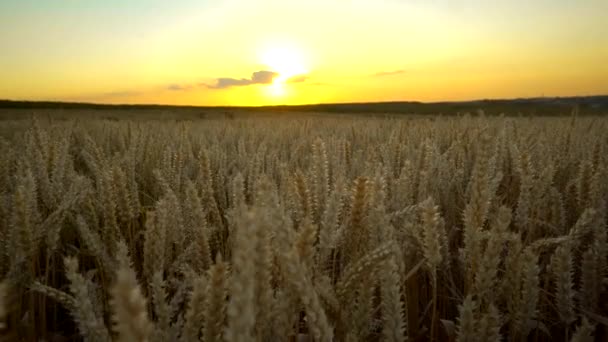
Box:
287 75 309 83
102 90 142 97
251 70 278 84
208 70 279 89
167 84 194 91
373 69 407 77
167 70 310 91
213 78 252 88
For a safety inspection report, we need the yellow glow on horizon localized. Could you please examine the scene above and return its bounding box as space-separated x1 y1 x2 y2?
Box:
1 1 607 105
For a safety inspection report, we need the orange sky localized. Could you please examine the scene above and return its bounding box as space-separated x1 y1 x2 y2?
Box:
1 0 607 105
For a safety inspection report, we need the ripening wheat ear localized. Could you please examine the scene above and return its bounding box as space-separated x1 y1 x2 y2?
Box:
74 214 114 279
183 180 212 273
64 257 111 342
277 229 334 342
579 242 601 315
113 165 137 223
160 187 185 265
575 160 593 210
380 250 406 342
319 178 346 252
548 243 576 325
336 242 393 302
474 206 511 304
225 210 259 342
182 275 207 342
419 197 446 276
513 247 540 338
203 254 228 342
342 177 371 263
98 167 120 256
226 173 247 254
197 148 214 198
143 211 165 283
456 295 477 342
510 144 527 214
418 197 446 341
477 304 501 342
268 195 333 342
570 318 595 342
45 175 92 256
11 169 39 263
568 208 596 249
110 241 154 342
230 172 247 210
295 217 318 278
311 137 330 224
252 206 275 339
461 136 501 292
0 281 8 333
150 272 170 341
293 170 312 226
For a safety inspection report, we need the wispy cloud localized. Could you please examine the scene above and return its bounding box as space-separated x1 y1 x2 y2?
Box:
212 78 252 89
167 84 195 91
373 69 407 77
286 75 309 83
102 90 142 97
163 70 311 92
207 70 279 89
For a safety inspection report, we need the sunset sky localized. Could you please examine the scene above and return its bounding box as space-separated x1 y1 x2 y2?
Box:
1 0 607 106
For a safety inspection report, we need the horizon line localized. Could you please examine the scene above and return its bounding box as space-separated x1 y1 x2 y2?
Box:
1 94 607 110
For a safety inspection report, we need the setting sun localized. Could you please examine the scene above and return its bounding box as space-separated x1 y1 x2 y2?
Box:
260 44 308 81
266 80 287 98
259 43 308 98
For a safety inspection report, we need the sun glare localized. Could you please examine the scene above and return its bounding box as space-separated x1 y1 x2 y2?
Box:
259 43 308 97
266 81 287 97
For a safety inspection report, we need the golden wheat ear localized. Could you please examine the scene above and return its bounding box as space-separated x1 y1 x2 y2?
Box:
110 241 154 342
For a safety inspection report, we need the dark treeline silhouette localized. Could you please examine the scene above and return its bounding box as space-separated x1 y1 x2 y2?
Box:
1 95 607 116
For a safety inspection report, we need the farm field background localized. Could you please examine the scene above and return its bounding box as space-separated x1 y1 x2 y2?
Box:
0 108 606 341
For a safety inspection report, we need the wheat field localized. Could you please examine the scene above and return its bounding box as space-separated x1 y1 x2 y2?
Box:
0 113 606 341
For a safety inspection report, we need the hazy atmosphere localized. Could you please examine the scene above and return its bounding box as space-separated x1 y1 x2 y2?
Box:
1 0 607 105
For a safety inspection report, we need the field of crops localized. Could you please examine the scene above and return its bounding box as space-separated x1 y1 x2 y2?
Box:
0 113 606 341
